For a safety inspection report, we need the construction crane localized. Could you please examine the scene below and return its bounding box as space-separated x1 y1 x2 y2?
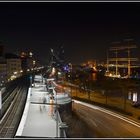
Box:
49 45 66 71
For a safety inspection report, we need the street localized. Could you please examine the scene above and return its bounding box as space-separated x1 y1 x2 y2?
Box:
73 100 140 138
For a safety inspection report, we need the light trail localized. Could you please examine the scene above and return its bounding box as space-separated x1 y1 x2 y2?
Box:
73 100 140 128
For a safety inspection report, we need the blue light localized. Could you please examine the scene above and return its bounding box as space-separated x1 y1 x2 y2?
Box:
63 65 69 72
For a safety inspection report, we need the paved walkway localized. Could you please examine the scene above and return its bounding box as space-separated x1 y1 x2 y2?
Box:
16 85 59 138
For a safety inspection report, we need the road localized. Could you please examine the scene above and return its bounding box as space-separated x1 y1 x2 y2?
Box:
63 81 140 120
73 100 140 138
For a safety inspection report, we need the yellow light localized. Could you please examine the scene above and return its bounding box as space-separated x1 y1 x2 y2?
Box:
52 67 56 75
10 75 16 80
58 72 61 75
33 60 36 65
14 71 17 75
93 66 97 71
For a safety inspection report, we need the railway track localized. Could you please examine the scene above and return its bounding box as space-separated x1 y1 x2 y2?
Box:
2 85 18 103
0 87 28 138
1 86 20 119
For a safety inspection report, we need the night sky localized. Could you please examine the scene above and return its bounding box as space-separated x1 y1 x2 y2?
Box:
0 2 140 65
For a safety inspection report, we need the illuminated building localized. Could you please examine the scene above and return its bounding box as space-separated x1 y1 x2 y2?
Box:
20 51 36 72
20 52 28 73
5 53 22 80
0 58 7 86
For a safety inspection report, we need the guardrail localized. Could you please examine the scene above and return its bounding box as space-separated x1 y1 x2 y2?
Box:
57 110 67 138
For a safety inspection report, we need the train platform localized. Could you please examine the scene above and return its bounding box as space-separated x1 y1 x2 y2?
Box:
15 83 61 138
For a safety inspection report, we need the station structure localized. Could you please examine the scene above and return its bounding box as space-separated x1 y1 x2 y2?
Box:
15 74 72 138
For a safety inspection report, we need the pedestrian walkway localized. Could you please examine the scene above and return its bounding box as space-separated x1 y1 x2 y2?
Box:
15 84 60 138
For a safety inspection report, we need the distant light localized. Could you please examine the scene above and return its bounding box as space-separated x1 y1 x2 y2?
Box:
10 75 16 80
58 72 61 75
20 70 23 73
52 67 56 75
33 60 36 65
93 66 97 71
63 65 69 72
51 48 53 53
14 71 17 75
27 69 30 72
21 52 26 58
133 92 137 102
29 52 33 57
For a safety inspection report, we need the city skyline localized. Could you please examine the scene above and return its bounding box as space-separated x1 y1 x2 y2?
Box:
0 2 140 65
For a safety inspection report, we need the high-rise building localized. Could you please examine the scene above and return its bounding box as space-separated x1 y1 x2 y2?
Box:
27 52 35 70
20 51 36 72
20 52 28 73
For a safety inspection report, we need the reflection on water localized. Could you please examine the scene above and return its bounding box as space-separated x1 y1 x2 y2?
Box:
92 73 97 81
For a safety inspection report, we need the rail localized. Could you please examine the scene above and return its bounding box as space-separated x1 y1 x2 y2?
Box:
0 87 27 138
0 86 19 120
57 110 67 138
